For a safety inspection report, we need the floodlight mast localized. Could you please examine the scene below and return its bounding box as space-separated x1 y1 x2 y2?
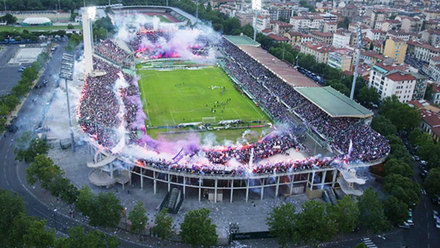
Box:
82 7 95 76
350 25 362 100
59 53 75 152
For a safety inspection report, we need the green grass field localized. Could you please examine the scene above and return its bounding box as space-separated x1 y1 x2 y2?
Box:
137 66 270 127
0 25 81 32
157 15 171 23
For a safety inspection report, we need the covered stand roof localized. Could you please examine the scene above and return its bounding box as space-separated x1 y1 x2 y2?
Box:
238 45 319 87
224 35 260 47
294 86 373 118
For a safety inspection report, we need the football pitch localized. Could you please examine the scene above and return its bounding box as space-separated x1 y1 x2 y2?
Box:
137 66 270 127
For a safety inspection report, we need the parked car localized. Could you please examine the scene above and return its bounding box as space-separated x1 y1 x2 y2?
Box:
399 222 410 229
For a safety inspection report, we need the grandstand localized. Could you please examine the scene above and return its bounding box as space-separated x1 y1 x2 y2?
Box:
79 6 389 202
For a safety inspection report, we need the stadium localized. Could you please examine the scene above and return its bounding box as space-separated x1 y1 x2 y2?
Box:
78 6 390 204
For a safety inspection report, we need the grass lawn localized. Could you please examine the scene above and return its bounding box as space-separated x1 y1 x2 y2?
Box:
138 66 270 127
157 15 171 23
0 25 81 32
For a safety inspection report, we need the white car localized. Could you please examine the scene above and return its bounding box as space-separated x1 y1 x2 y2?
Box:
399 222 410 229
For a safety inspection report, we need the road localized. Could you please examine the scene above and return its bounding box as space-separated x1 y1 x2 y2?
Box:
401 157 440 248
0 41 150 248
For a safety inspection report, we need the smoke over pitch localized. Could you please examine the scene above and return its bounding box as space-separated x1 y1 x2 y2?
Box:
114 15 221 61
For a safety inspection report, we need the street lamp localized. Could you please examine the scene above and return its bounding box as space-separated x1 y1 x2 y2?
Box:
59 53 75 152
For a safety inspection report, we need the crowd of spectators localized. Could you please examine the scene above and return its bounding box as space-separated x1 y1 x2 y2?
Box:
78 58 143 147
95 39 131 67
222 38 390 162
138 154 336 176
203 129 297 164
78 33 390 177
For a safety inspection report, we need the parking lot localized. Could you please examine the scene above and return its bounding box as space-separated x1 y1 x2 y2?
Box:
0 45 25 96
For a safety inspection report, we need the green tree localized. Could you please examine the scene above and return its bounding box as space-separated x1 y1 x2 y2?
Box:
294 200 336 248
338 17 350 29
0 189 25 246
48 176 79 204
151 208 173 240
0 13 17 24
298 53 316 70
76 186 123 227
266 202 297 247
424 168 440 198
26 154 63 189
379 96 420 131
328 195 359 233
15 137 49 162
330 82 350 96
92 192 123 227
384 196 409 226
386 135 412 164
76 186 95 218
356 86 380 108
256 33 274 50
224 17 241 35
55 226 120 248
409 128 423 145
383 158 413 177
355 243 368 248
424 83 433 101
23 219 55 248
128 201 149 235
94 27 108 40
241 24 254 38
371 115 397 136
417 143 440 168
409 129 435 151
358 188 390 233
9 213 34 247
180 208 217 248
384 174 420 207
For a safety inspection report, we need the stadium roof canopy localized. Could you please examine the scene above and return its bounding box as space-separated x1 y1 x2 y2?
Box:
294 86 373 118
224 35 260 47
238 45 319 87
22 17 52 26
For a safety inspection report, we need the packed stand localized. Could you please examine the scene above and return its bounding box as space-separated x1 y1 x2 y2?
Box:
222 38 390 162
78 57 145 148
95 39 131 67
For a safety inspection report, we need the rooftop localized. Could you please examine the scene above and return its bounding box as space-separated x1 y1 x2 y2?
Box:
361 50 386 60
270 20 292 27
237 44 318 87
301 42 335 53
223 35 260 47
386 71 416 81
294 86 373 118
408 99 440 114
311 31 333 37
268 34 289 41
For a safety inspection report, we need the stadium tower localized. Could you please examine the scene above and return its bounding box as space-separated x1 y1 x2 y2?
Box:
82 7 95 75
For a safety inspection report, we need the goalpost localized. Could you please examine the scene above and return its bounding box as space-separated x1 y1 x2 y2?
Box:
202 117 216 124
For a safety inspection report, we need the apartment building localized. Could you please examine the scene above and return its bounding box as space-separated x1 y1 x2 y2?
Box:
383 36 408 64
299 42 335 63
